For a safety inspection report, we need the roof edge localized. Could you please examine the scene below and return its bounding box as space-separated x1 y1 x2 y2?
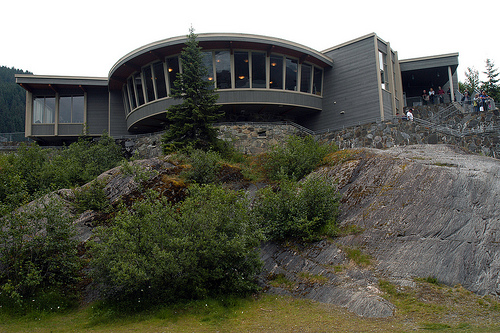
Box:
321 33 377 53
399 52 459 63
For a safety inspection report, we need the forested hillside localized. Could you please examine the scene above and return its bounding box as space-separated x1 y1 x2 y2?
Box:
0 66 31 133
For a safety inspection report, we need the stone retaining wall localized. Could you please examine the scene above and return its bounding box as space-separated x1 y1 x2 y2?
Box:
118 108 500 159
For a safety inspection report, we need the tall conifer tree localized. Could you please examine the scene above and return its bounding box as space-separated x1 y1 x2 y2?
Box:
161 28 223 153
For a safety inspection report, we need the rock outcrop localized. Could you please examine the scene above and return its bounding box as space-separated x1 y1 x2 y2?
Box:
258 144 500 317
24 144 500 318
327 144 500 295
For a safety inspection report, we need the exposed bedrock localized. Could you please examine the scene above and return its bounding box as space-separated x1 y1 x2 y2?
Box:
326 144 500 296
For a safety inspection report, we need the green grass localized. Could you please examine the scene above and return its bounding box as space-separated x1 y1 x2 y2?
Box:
342 246 372 267
1 290 500 332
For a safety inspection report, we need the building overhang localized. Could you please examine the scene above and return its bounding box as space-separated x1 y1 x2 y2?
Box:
108 33 334 91
15 74 108 93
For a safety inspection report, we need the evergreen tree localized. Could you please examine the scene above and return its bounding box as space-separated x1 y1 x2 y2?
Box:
462 67 480 95
161 28 223 153
482 59 500 101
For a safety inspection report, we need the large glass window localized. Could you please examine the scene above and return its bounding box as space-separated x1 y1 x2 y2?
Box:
313 67 323 96
202 51 214 85
59 95 84 123
270 55 283 89
143 65 155 102
379 51 388 90
127 77 137 109
122 86 131 114
166 56 180 94
300 63 312 93
251 52 266 88
153 62 167 99
215 51 231 89
33 96 55 124
134 73 145 106
234 51 249 88
285 58 298 91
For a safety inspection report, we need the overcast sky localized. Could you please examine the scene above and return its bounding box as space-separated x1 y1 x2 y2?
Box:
2 0 498 82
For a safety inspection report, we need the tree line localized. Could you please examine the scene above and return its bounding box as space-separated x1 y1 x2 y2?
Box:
0 66 31 133
460 59 500 101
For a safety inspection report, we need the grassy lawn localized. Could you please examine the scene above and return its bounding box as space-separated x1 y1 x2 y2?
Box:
1 280 500 332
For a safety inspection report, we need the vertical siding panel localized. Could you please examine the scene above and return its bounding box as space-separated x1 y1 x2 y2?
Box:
109 90 129 137
300 35 381 132
86 87 109 135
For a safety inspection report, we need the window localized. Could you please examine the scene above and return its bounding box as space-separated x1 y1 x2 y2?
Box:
142 65 155 102
313 67 322 96
59 95 84 123
127 77 137 109
270 55 283 89
122 86 131 114
234 51 250 88
300 63 312 93
166 56 180 94
379 51 388 90
202 51 214 85
153 62 167 99
134 73 145 106
215 51 231 89
33 96 55 124
251 52 266 88
285 58 298 91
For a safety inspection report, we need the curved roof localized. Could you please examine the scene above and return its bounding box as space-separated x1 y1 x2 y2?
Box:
108 33 334 90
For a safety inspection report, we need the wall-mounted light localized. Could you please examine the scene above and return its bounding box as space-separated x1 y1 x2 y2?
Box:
238 76 245 80
168 68 173 72
271 62 277 67
340 110 345 114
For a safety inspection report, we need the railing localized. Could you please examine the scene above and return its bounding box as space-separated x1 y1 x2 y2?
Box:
0 132 30 142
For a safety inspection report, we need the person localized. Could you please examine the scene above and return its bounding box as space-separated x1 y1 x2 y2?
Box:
422 90 429 105
461 91 471 111
429 88 435 104
447 88 452 103
406 108 414 121
473 93 480 113
479 90 490 112
437 86 445 103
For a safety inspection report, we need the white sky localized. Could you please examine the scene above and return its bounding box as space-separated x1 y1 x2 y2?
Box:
2 0 498 82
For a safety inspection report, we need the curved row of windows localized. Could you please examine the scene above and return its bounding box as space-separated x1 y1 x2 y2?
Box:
33 95 84 124
122 50 324 115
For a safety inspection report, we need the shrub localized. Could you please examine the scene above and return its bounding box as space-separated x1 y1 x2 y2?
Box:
253 175 340 242
0 200 82 312
182 149 222 184
262 135 337 181
73 179 111 213
90 185 262 306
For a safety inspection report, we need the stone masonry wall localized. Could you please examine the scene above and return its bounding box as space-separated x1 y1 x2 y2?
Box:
118 106 500 160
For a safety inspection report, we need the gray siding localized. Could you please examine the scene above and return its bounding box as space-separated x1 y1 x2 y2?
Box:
301 35 381 132
218 90 322 109
58 124 84 136
382 90 393 118
109 90 129 137
32 124 55 136
86 87 109 135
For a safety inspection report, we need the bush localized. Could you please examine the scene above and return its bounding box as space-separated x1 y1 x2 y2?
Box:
90 185 262 306
0 133 123 215
262 135 337 181
73 179 111 213
0 200 82 312
253 175 340 242
182 149 222 184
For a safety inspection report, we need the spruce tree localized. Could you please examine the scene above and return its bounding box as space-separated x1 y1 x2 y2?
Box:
482 59 500 101
161 28 223 153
